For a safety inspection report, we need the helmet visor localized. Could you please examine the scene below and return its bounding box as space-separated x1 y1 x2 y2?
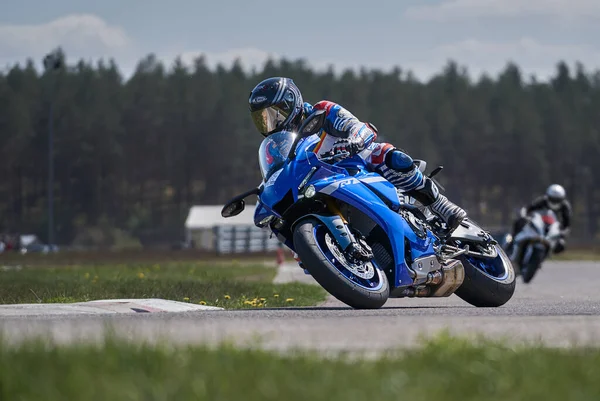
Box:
547 197 562 209
251 104 292 135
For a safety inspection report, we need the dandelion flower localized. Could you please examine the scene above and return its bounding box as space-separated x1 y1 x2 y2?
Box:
259 298 266 301
84 273 90 279
183 297 190 302
273 294 279 298
285 298 294 302
224 295 231 300
137 272 145 279
199 301 207 305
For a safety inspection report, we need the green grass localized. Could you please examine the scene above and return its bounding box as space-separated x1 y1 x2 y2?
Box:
0 333 599 401
0 249 278 266
0 261 326 308
552 249 600 261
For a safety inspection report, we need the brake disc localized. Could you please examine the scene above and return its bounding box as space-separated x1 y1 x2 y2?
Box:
324 233 375 279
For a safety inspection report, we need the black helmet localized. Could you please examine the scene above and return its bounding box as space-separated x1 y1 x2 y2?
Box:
249 77 304 137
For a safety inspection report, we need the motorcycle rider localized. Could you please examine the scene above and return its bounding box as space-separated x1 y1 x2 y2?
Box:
248 77 468 231
509 184 572 254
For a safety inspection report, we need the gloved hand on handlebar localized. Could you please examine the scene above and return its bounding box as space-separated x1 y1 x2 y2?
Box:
519 207 528 218
324 138 365 162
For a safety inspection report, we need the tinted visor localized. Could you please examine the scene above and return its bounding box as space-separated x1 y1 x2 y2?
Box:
251 102 293 135
548 197 562 209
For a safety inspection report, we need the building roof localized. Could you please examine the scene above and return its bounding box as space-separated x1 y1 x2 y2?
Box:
184 205 257 229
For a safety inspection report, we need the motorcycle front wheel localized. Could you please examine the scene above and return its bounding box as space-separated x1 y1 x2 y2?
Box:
521 243 547 284
292 217 390 309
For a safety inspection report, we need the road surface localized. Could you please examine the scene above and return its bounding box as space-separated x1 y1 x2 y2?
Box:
0 261 599 352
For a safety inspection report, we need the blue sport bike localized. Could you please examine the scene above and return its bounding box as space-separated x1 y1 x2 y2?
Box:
222 110 516 309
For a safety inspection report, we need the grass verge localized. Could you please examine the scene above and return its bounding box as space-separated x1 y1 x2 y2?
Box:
552 249 600 261
0 262 326 309
0 333 599 401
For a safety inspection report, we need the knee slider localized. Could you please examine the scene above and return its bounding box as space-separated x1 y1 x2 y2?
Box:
385 149 414 172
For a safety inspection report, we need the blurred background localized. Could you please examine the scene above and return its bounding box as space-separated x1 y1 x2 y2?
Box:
1 0 599 254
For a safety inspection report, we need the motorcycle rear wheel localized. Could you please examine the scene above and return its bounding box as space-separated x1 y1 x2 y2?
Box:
454 244 516 307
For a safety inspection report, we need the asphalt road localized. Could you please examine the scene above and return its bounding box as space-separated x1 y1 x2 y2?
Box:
1 261 599 352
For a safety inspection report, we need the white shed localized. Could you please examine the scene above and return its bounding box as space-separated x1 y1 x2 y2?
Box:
184 205 279 253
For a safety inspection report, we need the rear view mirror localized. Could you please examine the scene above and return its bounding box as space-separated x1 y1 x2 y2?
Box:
221 187 261 218
298 109 326 137
221 200 245 218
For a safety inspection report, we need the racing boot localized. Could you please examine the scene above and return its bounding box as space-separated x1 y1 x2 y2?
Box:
406 176 467 231
378 149 467 231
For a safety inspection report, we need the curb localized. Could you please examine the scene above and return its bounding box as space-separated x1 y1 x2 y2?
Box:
0 298 223 316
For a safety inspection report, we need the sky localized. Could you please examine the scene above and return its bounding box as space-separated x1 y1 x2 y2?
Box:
1 0 599 82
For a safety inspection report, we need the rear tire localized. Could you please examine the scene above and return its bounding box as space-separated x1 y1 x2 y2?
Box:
454 245 516 307
293 218 390 309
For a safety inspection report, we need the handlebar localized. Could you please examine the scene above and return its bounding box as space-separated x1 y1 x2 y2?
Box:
319 149 351 163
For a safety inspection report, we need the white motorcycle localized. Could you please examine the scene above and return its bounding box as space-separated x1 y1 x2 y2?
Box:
502 208 562 283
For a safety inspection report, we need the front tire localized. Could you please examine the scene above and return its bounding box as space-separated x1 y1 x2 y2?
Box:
293 218 390 309
521 245 545 284
454 244 516 307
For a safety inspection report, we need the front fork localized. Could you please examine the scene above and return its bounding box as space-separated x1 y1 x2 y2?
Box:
324 198 374 261
292 198 373 269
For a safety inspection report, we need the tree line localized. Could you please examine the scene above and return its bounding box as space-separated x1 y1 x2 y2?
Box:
1 49 599 247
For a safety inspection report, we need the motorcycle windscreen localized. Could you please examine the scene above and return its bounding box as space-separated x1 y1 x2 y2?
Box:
258 130 296 181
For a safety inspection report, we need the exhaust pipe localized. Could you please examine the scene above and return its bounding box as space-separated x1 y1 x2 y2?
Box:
397 259 465 298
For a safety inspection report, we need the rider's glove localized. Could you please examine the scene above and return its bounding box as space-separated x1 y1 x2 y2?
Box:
330 138 364 160
303 102 313 116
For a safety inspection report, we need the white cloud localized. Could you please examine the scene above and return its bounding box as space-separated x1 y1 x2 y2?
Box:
415 37 600 80
2 14 596 83
176 47 355 73
173 47 396 76
177 47 279 71
0 14 133 70
405 0 600 21
175 39 600 83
